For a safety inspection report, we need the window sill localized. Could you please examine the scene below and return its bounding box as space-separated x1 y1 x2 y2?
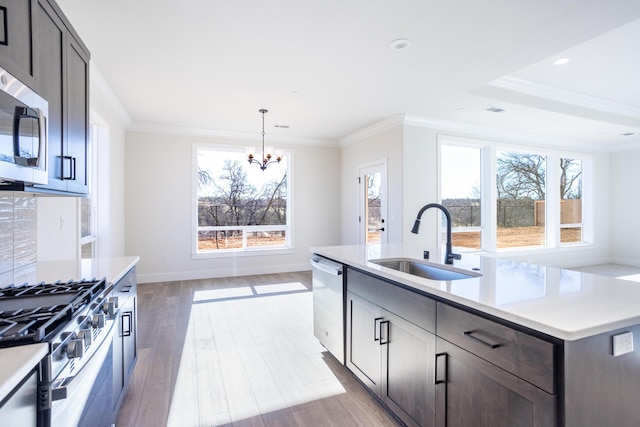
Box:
192 247 295 260
476 242 596 258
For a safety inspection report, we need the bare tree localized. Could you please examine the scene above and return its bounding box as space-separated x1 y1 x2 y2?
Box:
497 153 581 200
497 153 546 200
560 158 582 199
215 160 257 226
197 168 213 188
198 159 287 227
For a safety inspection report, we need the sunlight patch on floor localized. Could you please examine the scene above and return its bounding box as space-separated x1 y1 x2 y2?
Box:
193 286 254 301
253 281 308 294
167 286 346 426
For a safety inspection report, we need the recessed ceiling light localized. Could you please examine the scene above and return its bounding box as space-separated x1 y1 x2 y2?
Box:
553 57 570 65
388 38 411 50
486 107 506 113
457 108 465 112
620 132 635 136
289 91 299 95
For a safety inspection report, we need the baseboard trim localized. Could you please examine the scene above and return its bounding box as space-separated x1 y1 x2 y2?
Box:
137 263 312 284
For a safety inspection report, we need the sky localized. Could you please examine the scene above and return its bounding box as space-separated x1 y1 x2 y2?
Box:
441 145 481 199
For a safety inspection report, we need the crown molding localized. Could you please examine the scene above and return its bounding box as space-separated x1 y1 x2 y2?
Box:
338 113 617 152
402 114 610 152
606 140 640 152
489 75 640 119
127 122 338 147
89 62 132 126
338 114 405 146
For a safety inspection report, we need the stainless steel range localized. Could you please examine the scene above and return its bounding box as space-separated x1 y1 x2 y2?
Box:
0 278 120 427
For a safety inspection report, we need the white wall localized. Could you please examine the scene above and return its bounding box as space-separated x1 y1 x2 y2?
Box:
37 197 78 260
340 124 404 244
610 149 640 265
125 130 341 283
90 63 129 258
339 120 614 267
402 125 441 259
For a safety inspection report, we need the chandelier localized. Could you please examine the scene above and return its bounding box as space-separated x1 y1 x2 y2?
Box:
247 109 282 171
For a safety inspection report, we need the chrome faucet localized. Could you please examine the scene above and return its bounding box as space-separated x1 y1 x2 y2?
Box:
411 203 461 265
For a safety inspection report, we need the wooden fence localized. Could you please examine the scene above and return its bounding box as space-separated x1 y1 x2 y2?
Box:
534 199 582 225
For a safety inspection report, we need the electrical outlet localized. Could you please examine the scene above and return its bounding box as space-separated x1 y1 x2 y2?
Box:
613 332 634 356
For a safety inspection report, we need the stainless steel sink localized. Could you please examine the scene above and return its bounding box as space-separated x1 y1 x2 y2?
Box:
368 257 482 281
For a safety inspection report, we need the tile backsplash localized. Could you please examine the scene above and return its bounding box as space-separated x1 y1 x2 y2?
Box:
0 194 37 285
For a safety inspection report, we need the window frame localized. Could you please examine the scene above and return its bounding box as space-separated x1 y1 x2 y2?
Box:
438 135 592 254
80 122 98 258
191 142 294 259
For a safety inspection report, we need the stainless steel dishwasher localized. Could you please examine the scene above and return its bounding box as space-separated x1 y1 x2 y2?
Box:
311 255 345 364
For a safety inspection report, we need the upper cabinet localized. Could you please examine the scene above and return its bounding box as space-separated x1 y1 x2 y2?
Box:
0 0 89 195
0 0 36 87
34 0 89 194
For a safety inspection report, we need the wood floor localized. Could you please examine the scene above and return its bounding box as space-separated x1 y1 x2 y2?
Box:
115 271 401 427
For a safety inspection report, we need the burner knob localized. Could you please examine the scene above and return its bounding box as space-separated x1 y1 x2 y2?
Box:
65 338 84 359
103 297 119 316
91 313 105 328
78 328 93 346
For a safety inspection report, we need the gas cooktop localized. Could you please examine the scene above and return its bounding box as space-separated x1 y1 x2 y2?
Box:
0 278 107 346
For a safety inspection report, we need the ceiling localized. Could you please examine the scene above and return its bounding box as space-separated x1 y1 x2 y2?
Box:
56 0 640 149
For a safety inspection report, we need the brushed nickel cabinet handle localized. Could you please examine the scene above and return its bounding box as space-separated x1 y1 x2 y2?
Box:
463 330 501 349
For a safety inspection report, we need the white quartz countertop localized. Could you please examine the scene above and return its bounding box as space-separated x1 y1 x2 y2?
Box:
311 244 640 341
12 256 140 286
0 343 47 403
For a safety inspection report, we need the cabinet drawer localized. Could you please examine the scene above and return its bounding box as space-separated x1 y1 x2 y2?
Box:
347 268 435 333
437 302 555 394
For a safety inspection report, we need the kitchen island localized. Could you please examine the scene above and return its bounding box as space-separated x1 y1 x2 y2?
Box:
311 244 640 427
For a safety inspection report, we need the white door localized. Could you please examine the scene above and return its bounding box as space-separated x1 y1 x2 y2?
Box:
359 161 387 244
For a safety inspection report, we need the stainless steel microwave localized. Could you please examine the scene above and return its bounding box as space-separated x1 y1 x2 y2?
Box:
0 65 48 185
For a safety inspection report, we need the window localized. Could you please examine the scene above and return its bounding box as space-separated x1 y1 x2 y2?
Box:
194 145 291 254
80 123 97 258
440 138 589 252
560 158 583 244
496 151 546 249
441 145 482 249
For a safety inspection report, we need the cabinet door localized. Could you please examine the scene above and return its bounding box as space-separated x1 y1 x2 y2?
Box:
346 291 382 395
435 338 555 427
382 310 436 427
122 296 137 383
64 35 89 193
33 0 89 194
34 0 65 192
0 0 35 85
112 321 124 411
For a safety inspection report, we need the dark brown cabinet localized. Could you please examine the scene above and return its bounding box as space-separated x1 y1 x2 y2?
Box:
0 0 36 86
435 337 556 427
33 0 89 194
0 0 89 195
344 268 558 427
111 267 138 417
346 268 436 427
435 302 556 427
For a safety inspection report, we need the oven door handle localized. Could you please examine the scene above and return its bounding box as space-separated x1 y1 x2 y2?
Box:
49 311 119 403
